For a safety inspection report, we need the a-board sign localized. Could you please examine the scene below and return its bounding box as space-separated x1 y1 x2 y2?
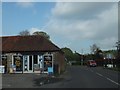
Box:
48 67 53 73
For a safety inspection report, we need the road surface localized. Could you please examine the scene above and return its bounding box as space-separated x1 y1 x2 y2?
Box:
2 66 120 88
40 66 120 88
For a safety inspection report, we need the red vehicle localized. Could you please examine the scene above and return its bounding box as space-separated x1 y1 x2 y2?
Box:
87 60 97 67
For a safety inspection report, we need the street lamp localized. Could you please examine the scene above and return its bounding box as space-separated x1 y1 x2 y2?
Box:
117 41 120 51
81 49 84 65
116 41 120 67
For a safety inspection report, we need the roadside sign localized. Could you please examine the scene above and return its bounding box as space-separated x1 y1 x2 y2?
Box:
48 67 53 73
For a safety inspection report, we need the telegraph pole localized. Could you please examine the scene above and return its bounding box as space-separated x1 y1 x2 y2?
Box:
81 49 84 65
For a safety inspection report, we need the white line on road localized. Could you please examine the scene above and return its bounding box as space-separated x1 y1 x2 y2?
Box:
96 72 120 86
96 73 103 77
106 78 120 86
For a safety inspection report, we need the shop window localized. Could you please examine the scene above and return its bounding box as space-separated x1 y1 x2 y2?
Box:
13 55 22 71
44 55 52 71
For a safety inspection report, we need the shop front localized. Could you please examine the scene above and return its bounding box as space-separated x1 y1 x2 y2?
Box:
1 53 54 73
13 54 43 73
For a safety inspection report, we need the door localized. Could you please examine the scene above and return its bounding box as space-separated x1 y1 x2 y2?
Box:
23 55 33 72
29 55 33 71
23 55 28 71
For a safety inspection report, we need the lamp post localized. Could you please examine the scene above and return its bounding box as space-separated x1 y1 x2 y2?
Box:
81 49 84 65
116 41 120 68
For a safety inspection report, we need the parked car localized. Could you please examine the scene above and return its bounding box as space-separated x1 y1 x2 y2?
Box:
87 60 97 67
104 64 113 68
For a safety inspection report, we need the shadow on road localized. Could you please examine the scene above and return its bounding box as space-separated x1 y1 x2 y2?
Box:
33 76 64 87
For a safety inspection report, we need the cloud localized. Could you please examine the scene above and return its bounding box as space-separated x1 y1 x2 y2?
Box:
29 28 42 35
45 2 118 51
52 2 115 20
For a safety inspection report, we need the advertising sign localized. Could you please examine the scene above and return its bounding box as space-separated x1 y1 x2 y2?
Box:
44 55 52 71
0 66 5 73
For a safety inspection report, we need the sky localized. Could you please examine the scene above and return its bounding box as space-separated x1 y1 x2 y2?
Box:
1 0 119 54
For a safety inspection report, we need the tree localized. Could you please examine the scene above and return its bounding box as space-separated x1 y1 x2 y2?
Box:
61 47 74 61
19 30 30 36
95 49 103 59
90 44 100 54
73 51 81 61
33 31 50 40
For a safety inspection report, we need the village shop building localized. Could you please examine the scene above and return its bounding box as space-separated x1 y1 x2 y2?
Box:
0 35 65 74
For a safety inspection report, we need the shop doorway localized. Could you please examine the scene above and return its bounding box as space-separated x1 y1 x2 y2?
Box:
29 56 33 71
23 55 33 72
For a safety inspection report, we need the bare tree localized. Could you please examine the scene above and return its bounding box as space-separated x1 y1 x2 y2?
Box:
90 44 100 54
19 30 30 36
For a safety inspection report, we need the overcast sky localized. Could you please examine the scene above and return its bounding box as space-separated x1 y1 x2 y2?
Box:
2 0 118 54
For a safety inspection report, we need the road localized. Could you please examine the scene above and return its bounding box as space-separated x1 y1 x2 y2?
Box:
40 66 120 88
2 66 120 88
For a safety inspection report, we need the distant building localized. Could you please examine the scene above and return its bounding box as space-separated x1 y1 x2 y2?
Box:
0 35 65 74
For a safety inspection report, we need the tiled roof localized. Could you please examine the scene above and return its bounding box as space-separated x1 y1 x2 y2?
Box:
0 35 60 53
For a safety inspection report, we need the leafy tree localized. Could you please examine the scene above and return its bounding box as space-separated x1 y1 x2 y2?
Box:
19 30 30 36
84 54 94 60
33 31 50 40
61 47 74 61
61 48 82 64
73 51 81 61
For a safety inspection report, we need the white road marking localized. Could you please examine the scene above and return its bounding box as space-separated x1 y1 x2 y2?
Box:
96 72 120 86
106 78 120 86
96 73 103 77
